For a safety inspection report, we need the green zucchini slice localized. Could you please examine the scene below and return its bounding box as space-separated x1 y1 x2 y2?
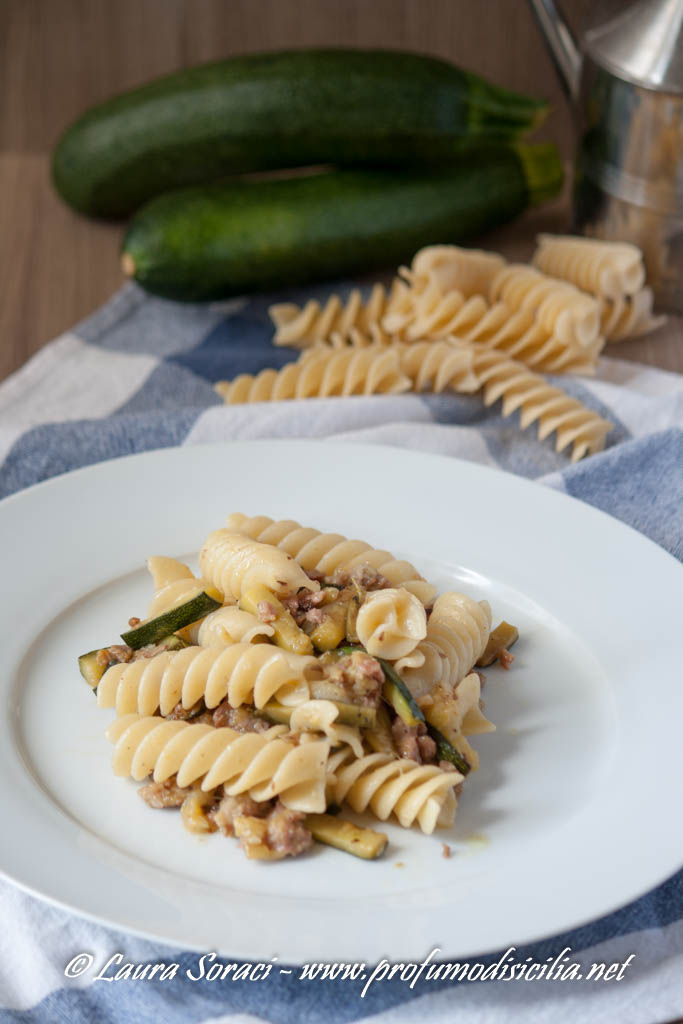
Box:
78 650 108 690
120 592 221 649
426 721 471 776
258 700 377 730
78 634 188 690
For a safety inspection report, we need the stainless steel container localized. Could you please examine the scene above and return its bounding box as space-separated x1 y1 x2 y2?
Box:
530 0 683 310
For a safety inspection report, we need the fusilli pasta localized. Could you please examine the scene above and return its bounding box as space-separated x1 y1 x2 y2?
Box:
196 606 275 647
199 530 316 600
215 344 410 403
106 713 329 812
397 592 491 697
332 748 462 833
97 643 319 716
269 282 403 348
145 556 209 618
224 512 437 606
355 587 427 660
400 342 612 462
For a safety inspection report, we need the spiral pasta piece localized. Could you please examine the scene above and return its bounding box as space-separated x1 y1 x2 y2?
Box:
355 588 427 660
332 750 463 833
400 340 478 393
106 714 329 812
289 700 364 757
215 344 411 404
196 606 274 647
269 282 403 348
599 288 665 341
97 643 319 716
533 234 646 299
400 342 612 461
224 513 436 606
144 557 210 619
427 672 495 772
489 264 602 350
407 244 507 297
199 530 316 600
397 592 491 697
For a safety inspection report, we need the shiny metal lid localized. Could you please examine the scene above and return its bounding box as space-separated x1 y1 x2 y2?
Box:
585 0 683 94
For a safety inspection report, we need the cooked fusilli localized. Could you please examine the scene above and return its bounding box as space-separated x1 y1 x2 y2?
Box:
196 606 274 647
396 592 491 698
97 643 319 716
355 587 427 660
145 556 209 619
215 344 410 403
289 700 364 757
106 713 329 812
199 530 316 601
331 749 462 833
425 672 495 771
224 512 436 605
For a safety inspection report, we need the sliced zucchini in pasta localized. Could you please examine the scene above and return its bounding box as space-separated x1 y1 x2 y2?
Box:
78 634 187 690
305 813 387 859
258 699 377 729
121 592 221 649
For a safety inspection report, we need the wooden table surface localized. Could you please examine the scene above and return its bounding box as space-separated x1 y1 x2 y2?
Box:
1 0 681 383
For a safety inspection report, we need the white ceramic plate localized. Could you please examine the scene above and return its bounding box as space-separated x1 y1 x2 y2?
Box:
1 440 682 963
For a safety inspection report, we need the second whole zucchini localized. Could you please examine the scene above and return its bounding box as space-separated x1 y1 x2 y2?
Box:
53 49 549 218
121 145 563 301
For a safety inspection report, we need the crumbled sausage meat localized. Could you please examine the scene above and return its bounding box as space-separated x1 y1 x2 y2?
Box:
391 719 437 764
321 652 384 707
138 776 191 808
209 793 267 835
264 801 313 857
210 700 270 732
257 600 278 623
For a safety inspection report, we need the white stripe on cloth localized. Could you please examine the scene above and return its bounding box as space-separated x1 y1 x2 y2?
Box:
0 334 158 466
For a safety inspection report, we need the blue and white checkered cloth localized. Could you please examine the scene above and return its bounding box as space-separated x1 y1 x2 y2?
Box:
1 281 682 1023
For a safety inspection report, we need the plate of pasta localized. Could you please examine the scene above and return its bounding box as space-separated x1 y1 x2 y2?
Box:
1 439 682 962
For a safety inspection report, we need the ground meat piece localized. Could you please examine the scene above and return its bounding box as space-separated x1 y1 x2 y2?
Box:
392 719 421 762
211 700 270 732
131 642 179 662
392 718 437 763
209 793 269 835
304 568 326 584
97 644 133 667
264 801 313 857
138 776 190 808
281 588 326 625
128 616 141 627
442 842 452 859
166 700 206 721
417 734 437 763
350 565 391 591
439 760 459 773
497 648 514 670
322 652 383 707
257 600 278 623
303 607 325 626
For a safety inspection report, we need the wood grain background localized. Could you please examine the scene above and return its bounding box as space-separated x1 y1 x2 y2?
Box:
1 0 680 381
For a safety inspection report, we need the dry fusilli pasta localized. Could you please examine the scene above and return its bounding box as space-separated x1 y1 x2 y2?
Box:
215 344 410 403
225 512 436 606
269 282 403 348
97 643 319 715
533 234 645 299
400 342 612 462
106 713 329 812
407 244 507 297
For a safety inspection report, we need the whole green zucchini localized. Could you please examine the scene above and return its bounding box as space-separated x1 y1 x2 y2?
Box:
53 49 549 218
121 144 562 301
